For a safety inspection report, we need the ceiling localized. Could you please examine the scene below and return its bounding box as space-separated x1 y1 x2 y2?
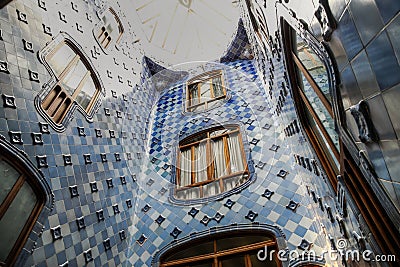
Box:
129 0 240 66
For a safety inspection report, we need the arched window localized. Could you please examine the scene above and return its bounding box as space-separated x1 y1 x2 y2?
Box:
175 125 249 201
158 230 281 266
94 7 124 50
186 70 226 112
36 32 103 131
0 154 45 266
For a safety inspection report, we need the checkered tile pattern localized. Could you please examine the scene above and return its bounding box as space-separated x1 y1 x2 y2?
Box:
127 59 332 266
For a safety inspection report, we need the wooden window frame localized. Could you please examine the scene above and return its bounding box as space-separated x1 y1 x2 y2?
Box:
40 40 101 125
160 234 281 267
95 7 124 50
176 126 249 199
283 22 339 189
0 155 45 266
186 70 227 112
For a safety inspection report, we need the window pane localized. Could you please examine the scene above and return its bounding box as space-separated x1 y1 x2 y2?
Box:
203 180 220 197
227 133 244 173
189 84 199 106
216 235 272 251
179 148 192 187
305 108 340 171
61 59 87 95
48 44 76 77
200 81 211 103
295 34 332 104
163 240 214 262
220 254 246 267
212 76 224 97
194 142 208 183
223 175 246 192
176 187 200 199
0 182 36 262
0 160 20 204
76 76 97 110
212 138 227 178
299 72 339 151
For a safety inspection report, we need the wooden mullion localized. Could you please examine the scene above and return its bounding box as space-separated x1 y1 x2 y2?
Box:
304 125 338 190
175 171 248 190
176 150 181 187
210 77 215 99
43 85 63 114
180 140 202 149
71 71 90 100
207 138 213 180
85 86 100 113
0 175 25 220
292 51 333 117
58 55 80 81
209 129 239 141
345 157 400 255
54 98 73 124
223 136 231 175
299 88 339 160
162 240 276 267
46 41 66 61
237 131 248 172
191 146 195 184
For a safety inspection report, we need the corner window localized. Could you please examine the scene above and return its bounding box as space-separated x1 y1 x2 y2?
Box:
186 70 226 112
0 156 45 266
94 7 124 50
284 22 339 186
176 126 249 200
37 33 103 131
160 231 280 266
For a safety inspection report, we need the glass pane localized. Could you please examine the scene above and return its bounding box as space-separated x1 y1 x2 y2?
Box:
163 240 214 262
227 133 245 173
76 76 97 110
189 84 199 106
194 142 208 183
181 132 208 146
200 81 211 103
0 160 20 204
299 72 339 152
212 76 224 97
176 187 200 200
249 249 279 267
61 59 87 95
179 148 192 187
305 108 340 171
212 138 227 178
222 175 246 192
48 44 76 77
295 34 332 104
216 235 272 252
0 182 36 262
220 254 246 267
203 180 220 197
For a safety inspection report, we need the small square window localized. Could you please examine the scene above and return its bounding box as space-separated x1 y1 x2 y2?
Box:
186 70 226 112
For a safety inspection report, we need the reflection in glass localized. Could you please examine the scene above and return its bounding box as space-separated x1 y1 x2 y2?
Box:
61 59 87 95
295 34 332 104
48 44 75 76
0 160 20 203
0 182 36 262
76 76 96 110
